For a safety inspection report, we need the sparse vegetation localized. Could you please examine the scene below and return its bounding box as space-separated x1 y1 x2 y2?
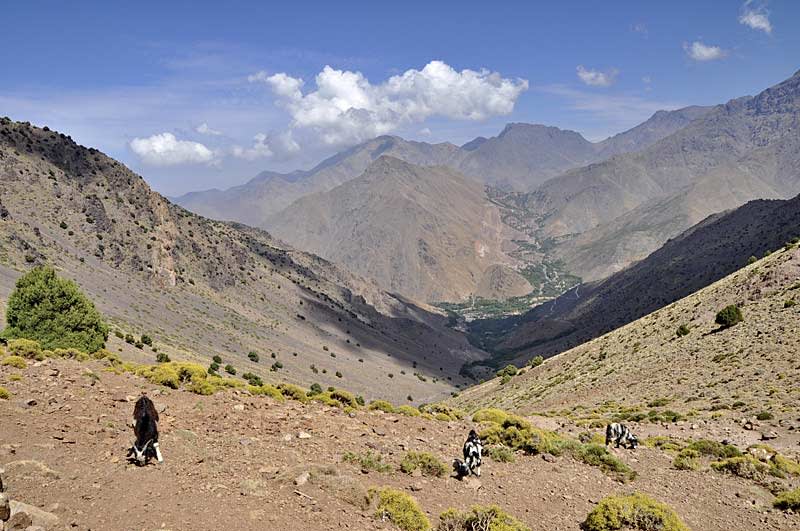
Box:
675 324 690 337
438 505 529 531
673 449 700 471
1 266 108 352
156 352 171 363
224 364 236 375
369 400 395 413
485 445 515 463
0 386 10 400
7 338 43 360
370 487 431 531
529 355 544 368
710 456 769 481
581 493 688 531
400 451 448 477
343 450 391 473
247 351 260 362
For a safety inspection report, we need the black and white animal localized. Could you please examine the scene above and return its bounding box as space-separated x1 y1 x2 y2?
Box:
463 429 483 476
128 395 163 465
452 458 471 480
605 423 638 449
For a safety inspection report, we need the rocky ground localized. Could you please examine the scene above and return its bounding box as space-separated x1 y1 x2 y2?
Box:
1 358 798 530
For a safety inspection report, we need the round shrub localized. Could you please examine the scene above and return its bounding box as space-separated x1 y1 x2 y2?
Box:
715 305 743 328
1 355 27 369
370 487 430 531
7 338 43 360
2 266 108 352
369 400 395 413
773 487 800 511
439 505 529 531
582 493 688 531
0 386 10 400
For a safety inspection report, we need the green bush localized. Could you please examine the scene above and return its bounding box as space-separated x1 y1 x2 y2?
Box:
1 355 27 369
676 324 690 337
343 450 391 473
212 355 222 364
496 364 518 378
529 355 544 368
784 299 797 308
1 266 108 352
277 383 308 402
247 351 259 362
673 449 700 470
7 338 43 360
395 405 421 417
686 439 741 459
308 382 323 396
710 456 768 480
242 372 263 387
472 408 510 425
485 446 516 463
0 386 10 400
581 493 688 531
438 505 529 531
371 488 431 531
715 305 743 328
773 488 800 511
400 451 448 477
329 388 359 408
224 364 236 375
141 335 153 346
247 384 283 400
755 411 773 421
156 352 170 363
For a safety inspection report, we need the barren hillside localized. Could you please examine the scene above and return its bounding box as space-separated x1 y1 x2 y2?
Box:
0 118 485 403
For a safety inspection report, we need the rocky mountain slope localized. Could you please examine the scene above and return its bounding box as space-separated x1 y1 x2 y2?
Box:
266 156 529 303
1 355 797 530
454 234 800 418
532 70 800 280
0 118 486 403
468 194 800 366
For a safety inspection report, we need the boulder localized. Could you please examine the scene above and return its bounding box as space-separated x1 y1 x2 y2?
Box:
294 471 310 486
761 431 778 441
9 501 58 529
4 511 31 531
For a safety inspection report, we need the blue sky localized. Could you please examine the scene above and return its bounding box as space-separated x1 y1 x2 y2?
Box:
1 0 798 195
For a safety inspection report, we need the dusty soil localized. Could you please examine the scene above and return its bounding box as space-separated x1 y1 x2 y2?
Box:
1 358 797 531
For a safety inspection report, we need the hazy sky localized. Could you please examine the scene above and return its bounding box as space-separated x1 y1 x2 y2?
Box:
1 0 798 195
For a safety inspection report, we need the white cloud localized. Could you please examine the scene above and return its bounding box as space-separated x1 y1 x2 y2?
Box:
683 41 727 62
631 22 648 36
419 127 432 136
642 76 652 85
130 132 214 166
739 2 772 34
250 60 528 146
576 65 619 87
232 130 299 160
196 122 221 136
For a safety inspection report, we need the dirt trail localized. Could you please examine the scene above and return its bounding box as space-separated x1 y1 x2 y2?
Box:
1 359 797 530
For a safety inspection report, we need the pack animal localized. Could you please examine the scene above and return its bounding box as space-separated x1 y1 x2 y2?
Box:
605 422 638 449
128 395 163 465
463 429 483 476
452 458 471 479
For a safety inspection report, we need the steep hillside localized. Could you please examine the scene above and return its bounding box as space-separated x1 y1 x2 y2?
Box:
454 239 800 418
467 194 800 366
0 118 486 403
530 70 800 279
175 136 462 227
266 156 529 303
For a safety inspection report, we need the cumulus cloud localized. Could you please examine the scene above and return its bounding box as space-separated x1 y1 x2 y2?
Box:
739 1 772 34
195 122 221 136
576 65 619 87
249 60 528 146
130 132 214 166
232 130 299 160
683 41 727 62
